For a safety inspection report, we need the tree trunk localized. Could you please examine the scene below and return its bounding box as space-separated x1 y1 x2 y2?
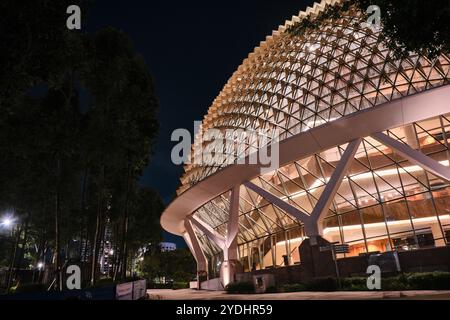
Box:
90 165 105 286
15 214 31 275
112 223 120 279
119 164 132 280
120 219 129 279
90 197 102 285
54 193 61 290
33 229 46 284
7 224 23 290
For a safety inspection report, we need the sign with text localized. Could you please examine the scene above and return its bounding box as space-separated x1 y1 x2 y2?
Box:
133 280 147 300
116 282 133 300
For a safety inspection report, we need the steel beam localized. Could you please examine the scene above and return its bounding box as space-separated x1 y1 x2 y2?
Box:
372 132 450 183
310 139 362 222
244 181 310 222
190 215 226 249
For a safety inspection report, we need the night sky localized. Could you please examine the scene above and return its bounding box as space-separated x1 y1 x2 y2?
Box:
86 0 315 246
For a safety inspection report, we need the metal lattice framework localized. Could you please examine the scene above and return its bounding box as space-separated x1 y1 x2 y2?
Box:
179 0 450 193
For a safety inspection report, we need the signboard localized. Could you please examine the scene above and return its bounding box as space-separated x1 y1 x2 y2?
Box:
319 243 349 254
318 242 349 288
132 280 147 300
334 244 350 254
116 282 133 300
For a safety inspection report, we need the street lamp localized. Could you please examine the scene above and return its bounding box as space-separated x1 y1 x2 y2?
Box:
1 214 17 238
1 217 13 228
1 214 16 229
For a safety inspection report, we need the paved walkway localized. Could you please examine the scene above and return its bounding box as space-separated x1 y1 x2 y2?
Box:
148 289 450 300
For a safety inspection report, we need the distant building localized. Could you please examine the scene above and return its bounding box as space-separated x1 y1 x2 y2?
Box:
159 242 176 252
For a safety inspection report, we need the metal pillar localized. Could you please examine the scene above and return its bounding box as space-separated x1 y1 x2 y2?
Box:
308 139 362 243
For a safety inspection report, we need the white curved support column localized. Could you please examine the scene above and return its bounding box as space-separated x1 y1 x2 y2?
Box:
190 216 226 249
309 139 362 237
221 185 241 287
183 219 208 289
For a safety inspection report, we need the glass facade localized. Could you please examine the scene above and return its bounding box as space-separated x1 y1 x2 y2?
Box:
194 114 450 274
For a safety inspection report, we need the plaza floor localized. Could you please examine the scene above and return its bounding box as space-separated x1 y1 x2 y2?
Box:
148 289 450 300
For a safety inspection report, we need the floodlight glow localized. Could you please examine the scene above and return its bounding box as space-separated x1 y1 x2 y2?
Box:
1 215 15 228
2 218 12 227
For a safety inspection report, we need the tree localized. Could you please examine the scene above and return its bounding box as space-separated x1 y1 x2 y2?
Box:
351 0 450 59
83 27 159 283
0 1 162 291
142 248 196 284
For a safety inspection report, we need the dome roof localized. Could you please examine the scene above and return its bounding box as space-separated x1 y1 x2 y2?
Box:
178 0 450 194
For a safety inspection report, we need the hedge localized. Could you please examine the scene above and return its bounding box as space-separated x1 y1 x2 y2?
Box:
225 281 255 294
282 272 450 292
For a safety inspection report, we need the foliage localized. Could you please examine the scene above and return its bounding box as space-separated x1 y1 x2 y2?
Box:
405 271 450 290
286 1 352 36
281 283 308 292
10 283 47 294
340 277 369 291
147 282 173 290
352 0 450 59
172 282 189 290
287 0 450 60
279 272 450 292
0 0 162 290
225 281 255 294
142 248 196 283
264 285 278 293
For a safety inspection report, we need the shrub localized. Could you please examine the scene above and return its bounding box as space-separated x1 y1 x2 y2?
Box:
243 271 450 294
340 277 369 291
264 286 278 293
147 282 173 289
281 278 337 292
12 283 47 293
94 278 116 288
381 274 409 291
305 277 338 291
172 282 189 290
281 283 307 292
225 281 255 294
340 272 450 291
406 272 450 290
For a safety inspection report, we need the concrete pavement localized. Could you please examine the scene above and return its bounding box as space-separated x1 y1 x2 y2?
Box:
148 289 450 300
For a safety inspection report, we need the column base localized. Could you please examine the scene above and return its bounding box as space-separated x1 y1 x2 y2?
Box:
197 270 208 290
220 260 242 287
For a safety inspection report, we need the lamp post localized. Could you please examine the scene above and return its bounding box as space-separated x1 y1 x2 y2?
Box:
1 213 20 290
1 214 17 237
